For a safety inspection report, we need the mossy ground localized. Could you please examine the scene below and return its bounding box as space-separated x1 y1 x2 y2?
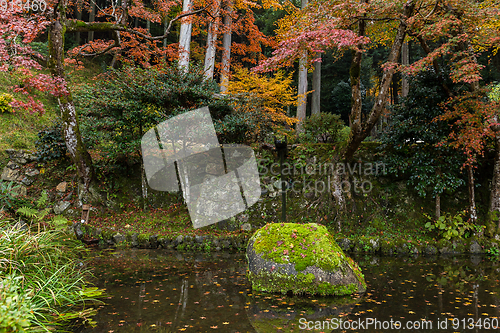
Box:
85 203 249 239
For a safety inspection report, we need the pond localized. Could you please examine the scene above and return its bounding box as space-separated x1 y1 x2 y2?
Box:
77 250 500 332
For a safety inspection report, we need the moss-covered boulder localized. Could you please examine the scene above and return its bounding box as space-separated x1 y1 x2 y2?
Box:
246 223 366 296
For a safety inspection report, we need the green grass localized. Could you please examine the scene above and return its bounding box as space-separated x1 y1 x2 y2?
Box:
0 219 104 331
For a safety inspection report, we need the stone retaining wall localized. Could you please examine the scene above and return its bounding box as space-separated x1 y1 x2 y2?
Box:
78 223 251 252
77 223 500 256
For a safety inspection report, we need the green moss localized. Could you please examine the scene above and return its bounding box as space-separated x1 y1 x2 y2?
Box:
100 229 113 240
137 233 149 243
125 230 134 242
251 223 345 272
346 257 367 290
247 270 360 296
248 223 365 296
486 211 499 237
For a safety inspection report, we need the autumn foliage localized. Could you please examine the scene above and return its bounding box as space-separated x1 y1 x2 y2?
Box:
437 89 500 168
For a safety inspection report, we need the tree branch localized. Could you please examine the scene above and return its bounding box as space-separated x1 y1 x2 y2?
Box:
27 50 48 67
417 35 453 97
66 7 208 41
344 0 416 162
416 0 440 21
77 31 121 57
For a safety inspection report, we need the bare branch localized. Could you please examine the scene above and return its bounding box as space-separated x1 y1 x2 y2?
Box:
423 0 440 20
140 6 208 41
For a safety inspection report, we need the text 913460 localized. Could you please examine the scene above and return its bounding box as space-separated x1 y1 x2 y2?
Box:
0 0 47 13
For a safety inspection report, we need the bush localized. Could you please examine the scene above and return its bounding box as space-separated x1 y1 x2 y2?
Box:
424 211 483 240
35 120 68 161
301 113 345 143
0 275 33 331
0 93 13 113
76 64 221 166
338 126 351 142
214 112 259 144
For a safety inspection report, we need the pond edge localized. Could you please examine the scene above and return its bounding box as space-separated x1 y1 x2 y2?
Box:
77 223 500 257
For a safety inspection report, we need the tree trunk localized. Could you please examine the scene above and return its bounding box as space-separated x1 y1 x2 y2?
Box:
88 1 96 41
297 54 308 133
330 155 345 231
436 166 441 219
347 7 366 153
401 41 409 98
204 3 220 81
491 120 500 229
163 20 168 48
75 0 82 45
436 194 441 220
178 0 193 73
344 1 415 162
468 165 477 224
48 7 96 201
311 54 321 115
296 0 308 132
220 2 232 93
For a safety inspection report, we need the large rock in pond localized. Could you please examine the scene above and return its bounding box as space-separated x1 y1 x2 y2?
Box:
246 223 366 296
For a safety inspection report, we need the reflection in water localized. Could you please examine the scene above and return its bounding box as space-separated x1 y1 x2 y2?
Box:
246 293 359 332
76 250 500 332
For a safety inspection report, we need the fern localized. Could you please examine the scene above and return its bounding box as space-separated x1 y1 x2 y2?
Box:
16 191 69 232
51 215 68 230
36 190 48 209
17 206 38 219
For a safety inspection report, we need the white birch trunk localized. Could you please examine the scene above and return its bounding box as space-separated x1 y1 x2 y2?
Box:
178 0 192 73
220 3 232 93
296 0 308 132
312 54 321 115
204 15 220 80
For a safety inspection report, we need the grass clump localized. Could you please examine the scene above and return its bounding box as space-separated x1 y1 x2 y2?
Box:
0 219 104 331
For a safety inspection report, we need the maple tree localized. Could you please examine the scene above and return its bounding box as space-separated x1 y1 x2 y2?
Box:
223 67 298 136
256 0 499 154
0 0 207 202
255 0 500 220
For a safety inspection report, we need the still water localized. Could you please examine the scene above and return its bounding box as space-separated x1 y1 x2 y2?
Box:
78 250 500 332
